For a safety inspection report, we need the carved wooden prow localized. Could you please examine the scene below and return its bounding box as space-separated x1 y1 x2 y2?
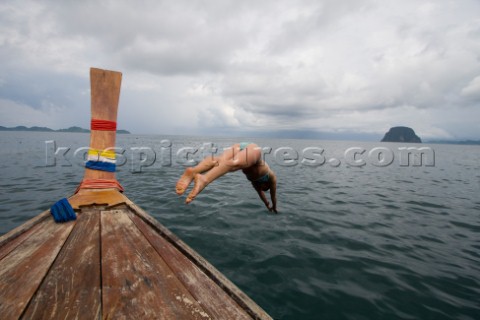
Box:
69 68 125 209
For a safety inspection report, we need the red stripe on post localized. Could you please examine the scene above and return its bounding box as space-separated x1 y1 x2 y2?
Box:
91 119 117 131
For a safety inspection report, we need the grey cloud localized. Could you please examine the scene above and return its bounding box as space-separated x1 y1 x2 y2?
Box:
1 0 480 139
460 76 480 102
266 0 373 55
0 68 87 111
47 0 252 76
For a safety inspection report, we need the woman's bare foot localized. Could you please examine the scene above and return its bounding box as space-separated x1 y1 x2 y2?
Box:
176 167 195 195
186 174 208 204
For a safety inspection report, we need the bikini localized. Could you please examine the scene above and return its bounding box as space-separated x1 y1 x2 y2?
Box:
251 172 270 185
239 142 252 151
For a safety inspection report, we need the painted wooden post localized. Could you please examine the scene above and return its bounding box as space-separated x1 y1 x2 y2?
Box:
79 68 123 190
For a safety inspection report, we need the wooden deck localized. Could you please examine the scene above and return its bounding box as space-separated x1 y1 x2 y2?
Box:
0 190 272 319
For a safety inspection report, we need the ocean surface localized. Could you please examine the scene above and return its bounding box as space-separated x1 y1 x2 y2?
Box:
1 131 479 320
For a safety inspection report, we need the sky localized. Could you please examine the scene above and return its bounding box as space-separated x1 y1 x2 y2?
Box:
1 0 479 141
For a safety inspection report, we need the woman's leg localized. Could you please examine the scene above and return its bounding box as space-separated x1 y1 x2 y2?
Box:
185 144 261 203
175 155 219 195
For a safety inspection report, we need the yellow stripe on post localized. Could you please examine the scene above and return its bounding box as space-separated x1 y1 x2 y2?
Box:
88 149 116 159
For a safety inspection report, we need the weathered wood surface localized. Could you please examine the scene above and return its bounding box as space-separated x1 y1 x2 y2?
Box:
101 208 211 319
22 208 102 319
0 201 272 319
0 217 75 319
127 200 273 320
129 211 253 319
0 210 50 259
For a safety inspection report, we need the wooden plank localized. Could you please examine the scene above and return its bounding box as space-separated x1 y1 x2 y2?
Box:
101 209 212 319
0 218 43 261
126 201 272 320
129 211 252 319
0 210 50 258
0 217 74 319
22 208 102 319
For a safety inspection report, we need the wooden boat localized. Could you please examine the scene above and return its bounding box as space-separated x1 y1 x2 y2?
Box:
0 68 272 319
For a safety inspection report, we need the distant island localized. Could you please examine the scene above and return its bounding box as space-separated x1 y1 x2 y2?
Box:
381 126 421 143
0 125 130 134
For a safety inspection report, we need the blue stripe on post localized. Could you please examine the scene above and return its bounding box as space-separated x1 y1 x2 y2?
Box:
85 160 116 172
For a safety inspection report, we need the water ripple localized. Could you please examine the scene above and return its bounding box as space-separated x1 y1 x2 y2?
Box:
1 133 479 320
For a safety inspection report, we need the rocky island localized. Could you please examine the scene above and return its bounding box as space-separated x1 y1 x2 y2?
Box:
381 126 421 143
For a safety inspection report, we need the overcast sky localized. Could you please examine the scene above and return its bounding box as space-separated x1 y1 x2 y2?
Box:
1 0 479 140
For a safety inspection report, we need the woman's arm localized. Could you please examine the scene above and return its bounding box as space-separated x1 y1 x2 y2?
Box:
269 172 277 213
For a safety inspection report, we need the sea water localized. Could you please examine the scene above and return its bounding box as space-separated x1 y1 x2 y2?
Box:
0 131 479 320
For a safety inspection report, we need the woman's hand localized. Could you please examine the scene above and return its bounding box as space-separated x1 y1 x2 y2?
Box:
267 203 278 213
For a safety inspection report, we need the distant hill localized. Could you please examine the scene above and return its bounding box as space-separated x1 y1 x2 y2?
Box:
56 126 90 133
0 125 130 134
381 126 421 143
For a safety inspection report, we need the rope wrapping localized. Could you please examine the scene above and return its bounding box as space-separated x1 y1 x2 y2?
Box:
76 179 124 192
91 119 117 131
